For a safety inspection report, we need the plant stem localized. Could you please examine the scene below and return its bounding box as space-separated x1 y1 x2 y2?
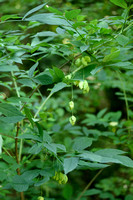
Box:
0 133 14 139
117 71 129 121
76 168 103 200
20 84 40 111
11 71 20 99
15 122 20 174
15 122 25 200
34 93 53 119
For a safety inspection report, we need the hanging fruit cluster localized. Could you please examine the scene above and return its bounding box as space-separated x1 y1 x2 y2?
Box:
53 172 68 184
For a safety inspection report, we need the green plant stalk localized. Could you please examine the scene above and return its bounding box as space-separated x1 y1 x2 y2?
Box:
11 71 24 161
34 92 53 119
117 71 129 121
11 71 20 99
11 72 25 200
76 168 103 200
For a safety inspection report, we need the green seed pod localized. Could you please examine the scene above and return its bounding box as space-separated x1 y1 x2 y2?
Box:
37 196 44 200
79 81 84 90
65 74 72 80
69 101 74 110
75 58 81 67
84 56 91 63
62 174 68 184
78 80 90 93
69 115 76 126
53 172 68 184
81 57 88 67
83 80 90 93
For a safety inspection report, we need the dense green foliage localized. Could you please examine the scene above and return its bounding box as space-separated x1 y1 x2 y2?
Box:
0 0 133 199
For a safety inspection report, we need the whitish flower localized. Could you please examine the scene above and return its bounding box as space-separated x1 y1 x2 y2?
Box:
109 121 118 127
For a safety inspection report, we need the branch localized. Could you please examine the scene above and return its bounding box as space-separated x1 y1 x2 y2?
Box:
76 168 104 200
0 133 14 139
20 84 40 111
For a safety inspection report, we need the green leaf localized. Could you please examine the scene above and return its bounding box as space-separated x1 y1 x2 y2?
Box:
17 79 34 88
0 135 3 154
113 155 133 168
0 103 24 123
65 9 81 20
103 50 120 62
90 66 103 75
25 13 70 26
18 134 42 142
0 116 24 123
50 82 67 94
22 170 40 181
1 14 21 21
97 108 107 118
12 175 29 192
49 67 65 82
28 62 39 78
22 3 46 20
28 143 42 154
73 64 96 80
45 5 63 15
79 160 109 169
33 31 57 38
96 149 126 156
79 151 122 164
107 62 133 69
34 176 49 186
24 107 34 128
0 64 19 72
56 144 66 152
73 137 93 151
44 143 57 154
84 189 101 196
110 0 127 9
116 35 129 46
2 154 16 164
64 157 79 174
34 72 53 85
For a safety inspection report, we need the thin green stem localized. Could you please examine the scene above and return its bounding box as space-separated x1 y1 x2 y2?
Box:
11 71 20 99
117 71 129 121
34 93 53 119
76 168 103 200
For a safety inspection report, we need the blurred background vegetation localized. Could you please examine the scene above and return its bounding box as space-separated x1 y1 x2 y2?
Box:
0 0 133 200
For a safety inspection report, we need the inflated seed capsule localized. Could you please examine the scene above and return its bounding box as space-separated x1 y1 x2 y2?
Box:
81 57 88 67
84 56 91 63
83 80 90 93
62 174 68 184
65 74 72 79
79 81 84 90
37 196 44 200
75 58 81 67
69 115 76 126
69 101 74 110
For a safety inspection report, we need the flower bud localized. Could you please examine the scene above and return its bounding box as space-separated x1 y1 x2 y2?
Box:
69 101 74 110
69 115 76 126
